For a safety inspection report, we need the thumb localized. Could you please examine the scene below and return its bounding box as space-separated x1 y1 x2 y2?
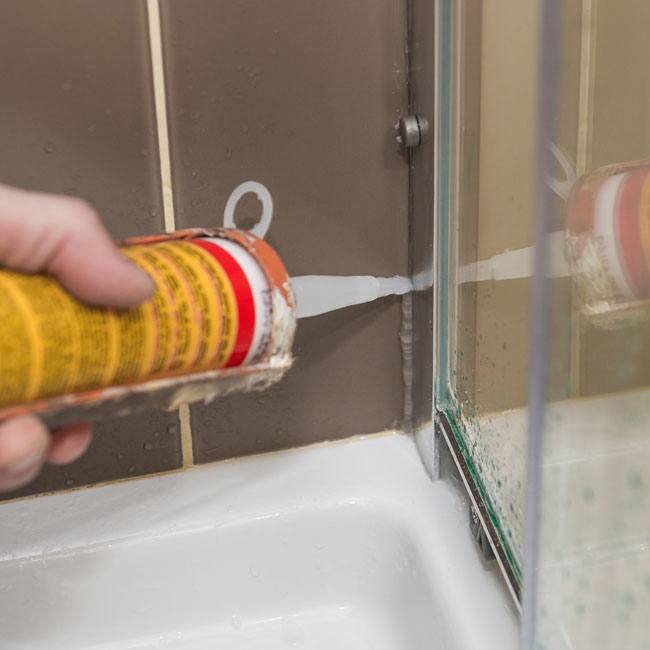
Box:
0 184 154 308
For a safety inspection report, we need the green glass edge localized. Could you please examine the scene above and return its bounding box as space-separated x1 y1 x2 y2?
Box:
444 406 523 585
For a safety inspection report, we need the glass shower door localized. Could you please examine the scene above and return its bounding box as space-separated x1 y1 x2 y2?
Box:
435 1 650 647
528 1 650 648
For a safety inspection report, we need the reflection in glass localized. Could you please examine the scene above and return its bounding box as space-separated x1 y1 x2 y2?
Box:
437 1 650 647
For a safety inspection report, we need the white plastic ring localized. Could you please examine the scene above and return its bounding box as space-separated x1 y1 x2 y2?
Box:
223 181 273 240
547 142 577 201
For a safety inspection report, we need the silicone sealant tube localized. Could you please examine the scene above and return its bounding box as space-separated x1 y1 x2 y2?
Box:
0 232 287 408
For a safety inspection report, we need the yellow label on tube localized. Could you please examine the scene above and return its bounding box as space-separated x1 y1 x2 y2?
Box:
0 240 243 407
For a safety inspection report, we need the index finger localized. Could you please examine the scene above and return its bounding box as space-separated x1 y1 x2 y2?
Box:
0 184 155 308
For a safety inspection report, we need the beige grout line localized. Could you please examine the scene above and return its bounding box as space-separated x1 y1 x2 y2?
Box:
179 405 194 466
576 0 596 176
571 0 597 398
146 0 194 466
146 0 176 234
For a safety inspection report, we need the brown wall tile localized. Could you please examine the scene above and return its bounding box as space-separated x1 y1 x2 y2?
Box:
0 0 182 499
0 0 163 237
590 1 650 168
160 0 409 461
191 300 402 462
3 411 183 500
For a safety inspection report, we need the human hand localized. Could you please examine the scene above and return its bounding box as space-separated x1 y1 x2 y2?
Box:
0 184 155 491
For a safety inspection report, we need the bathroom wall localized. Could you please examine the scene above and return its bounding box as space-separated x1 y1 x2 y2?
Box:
0 0 408 499
458 0 580 415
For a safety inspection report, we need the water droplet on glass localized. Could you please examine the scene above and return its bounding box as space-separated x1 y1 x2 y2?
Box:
190 112 201 120
128 465 136 474
148 206 157 217
143 441 154 452
167 424 178 435
249 566 259 578
230 614 242 630
44 143 55 154
64 478 74 487
61 82 72 91
153 431 160 439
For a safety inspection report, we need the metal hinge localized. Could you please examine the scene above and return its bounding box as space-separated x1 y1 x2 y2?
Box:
397 114 431 148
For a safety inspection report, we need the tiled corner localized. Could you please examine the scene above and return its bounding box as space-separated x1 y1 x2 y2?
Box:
159 0 409 461
0 0 182 500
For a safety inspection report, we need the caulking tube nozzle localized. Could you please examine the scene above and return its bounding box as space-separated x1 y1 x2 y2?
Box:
291 275 413 319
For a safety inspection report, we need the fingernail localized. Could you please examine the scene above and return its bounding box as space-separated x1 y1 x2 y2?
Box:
119 257 156 294
4 451 44 477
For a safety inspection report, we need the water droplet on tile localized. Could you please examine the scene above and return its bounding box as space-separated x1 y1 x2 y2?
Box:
128 465 136 474
60 82 72 91
43 143 55 154
153 431 160 439
167 424 178 435
143 441 154 452
148 206 157 218
64 478 74 487
190 112 201 120
249 566 259 578
230 614 242 630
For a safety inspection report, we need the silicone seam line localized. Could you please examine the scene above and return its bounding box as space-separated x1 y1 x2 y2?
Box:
189 240 256 368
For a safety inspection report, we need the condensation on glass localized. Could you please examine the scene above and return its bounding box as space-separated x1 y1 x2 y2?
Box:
437 0 650 647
